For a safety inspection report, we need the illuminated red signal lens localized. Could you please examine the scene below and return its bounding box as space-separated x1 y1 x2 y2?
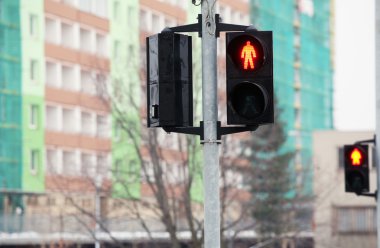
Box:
241 41 257 70
227 34 265 72
350 148 363 166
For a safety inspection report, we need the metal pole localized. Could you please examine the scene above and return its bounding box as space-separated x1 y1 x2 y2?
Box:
95 176 102 248
375 1 380 248
201 2 220 248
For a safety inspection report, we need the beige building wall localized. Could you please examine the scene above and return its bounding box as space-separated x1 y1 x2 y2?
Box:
313 130 376 248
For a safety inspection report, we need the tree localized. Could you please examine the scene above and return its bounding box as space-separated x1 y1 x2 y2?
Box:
72 34 255 248
240 100 305 247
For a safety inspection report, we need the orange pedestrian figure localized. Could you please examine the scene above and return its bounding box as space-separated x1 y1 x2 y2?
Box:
241 41 257 69
350 148 362 166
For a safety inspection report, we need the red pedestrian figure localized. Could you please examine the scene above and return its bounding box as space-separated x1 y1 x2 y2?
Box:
241 41 256 69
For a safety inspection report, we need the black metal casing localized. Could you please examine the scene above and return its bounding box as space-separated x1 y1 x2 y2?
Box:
343 145 370 193
226 31 273 126
147 32 193 127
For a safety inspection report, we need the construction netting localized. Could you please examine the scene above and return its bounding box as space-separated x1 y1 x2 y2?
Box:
251 0 297 151
299 0 333 195
252 0 333 196
0 0 22 209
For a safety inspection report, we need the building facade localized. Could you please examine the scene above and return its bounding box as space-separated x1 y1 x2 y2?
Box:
0 0 115 230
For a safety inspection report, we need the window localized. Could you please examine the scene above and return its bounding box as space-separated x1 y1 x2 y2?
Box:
80 28 92 53
30 149 39 174
127 5 134 24
113 1 120 20
96 33 107 57
46 149 59 174
152 14 161 33
97 154 108 174
45 18 58 44
30 60 38 81
81 70 95 95
334 206 376 233
61 22 75 48
45 61 59 87
128 44 134 57
61 65 76 91
97 114 109 138
139 9 148 32
29 14 38 37
62 108 76 133
81 111 95 136
30 105 38 128
81 153 95 177
46 105 59 131
63 151 78 175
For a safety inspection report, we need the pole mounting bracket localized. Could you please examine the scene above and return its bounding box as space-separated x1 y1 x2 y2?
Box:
163 121 204 140
162 14 258 38
354 135 376 145
163 121 258 144
162 14 203 37
215 14 257 37
356 190 377 200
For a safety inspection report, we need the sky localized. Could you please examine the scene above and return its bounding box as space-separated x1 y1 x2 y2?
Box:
333 0 375 131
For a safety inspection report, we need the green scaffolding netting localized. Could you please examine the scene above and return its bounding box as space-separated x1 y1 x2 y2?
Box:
0 0 22 196
252 0 333 196
252 0 296 150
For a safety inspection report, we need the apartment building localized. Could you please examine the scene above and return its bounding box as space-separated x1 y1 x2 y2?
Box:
44 0 112 191
0 0 117 234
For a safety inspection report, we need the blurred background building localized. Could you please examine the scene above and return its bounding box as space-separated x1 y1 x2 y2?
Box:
0 0 334 247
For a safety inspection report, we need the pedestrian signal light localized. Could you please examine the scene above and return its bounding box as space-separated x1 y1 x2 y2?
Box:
343 145 369 194
226 31 273 126
146 32 193 128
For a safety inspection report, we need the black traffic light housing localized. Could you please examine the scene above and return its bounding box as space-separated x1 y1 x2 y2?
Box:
147 32 193 127
226 31 273 126
344 145 370 194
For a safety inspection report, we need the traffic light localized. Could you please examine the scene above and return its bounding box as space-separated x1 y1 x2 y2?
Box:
343 145 369 193
146 32 193 127
226 31 273 126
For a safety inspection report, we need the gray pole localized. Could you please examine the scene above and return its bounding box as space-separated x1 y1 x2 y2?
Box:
201 1 220 248
375 1 380 247
95 176 102 248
